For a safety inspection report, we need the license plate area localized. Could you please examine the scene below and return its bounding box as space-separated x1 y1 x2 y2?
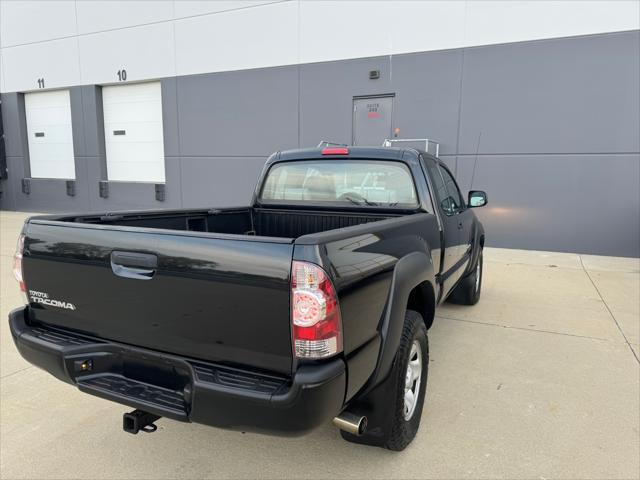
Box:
121 355 189 392
67 348 193 419
79 374 187 416
66 349 192 398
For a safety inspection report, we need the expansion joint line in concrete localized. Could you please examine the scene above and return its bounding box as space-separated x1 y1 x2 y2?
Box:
578 256 640 365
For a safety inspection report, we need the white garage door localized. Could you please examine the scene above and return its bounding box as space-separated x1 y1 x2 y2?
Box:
25 90 76 179
102 82 165 183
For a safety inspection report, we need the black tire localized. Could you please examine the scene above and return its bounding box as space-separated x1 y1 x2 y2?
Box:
341 310 429 451
447 249 483 306
384 310 429 451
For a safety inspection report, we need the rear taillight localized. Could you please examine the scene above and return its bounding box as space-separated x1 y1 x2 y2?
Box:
13 234 27 299
291 261 342 359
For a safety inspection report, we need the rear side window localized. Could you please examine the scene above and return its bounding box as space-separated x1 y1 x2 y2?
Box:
424 160 463 215
438 165 464 213
260 160 418 208
424 161 449 212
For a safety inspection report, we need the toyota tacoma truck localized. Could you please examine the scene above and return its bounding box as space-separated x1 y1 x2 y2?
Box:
9 146 486 450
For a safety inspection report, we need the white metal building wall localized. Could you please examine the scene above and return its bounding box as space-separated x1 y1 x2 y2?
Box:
1 0 638 93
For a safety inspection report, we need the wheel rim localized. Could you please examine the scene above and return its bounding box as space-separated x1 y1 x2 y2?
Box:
403 340 422 421
475 259 481 293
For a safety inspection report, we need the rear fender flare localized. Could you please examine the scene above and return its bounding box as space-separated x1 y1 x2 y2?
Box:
367 251 435 391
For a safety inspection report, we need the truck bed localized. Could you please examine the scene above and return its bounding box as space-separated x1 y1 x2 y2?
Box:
21 207 408 376
52 207 398 239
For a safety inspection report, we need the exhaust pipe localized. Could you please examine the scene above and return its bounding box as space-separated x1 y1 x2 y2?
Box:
333 412 367 436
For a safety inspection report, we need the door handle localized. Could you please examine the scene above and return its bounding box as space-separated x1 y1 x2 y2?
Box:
457 222 463 230
110 251 157 280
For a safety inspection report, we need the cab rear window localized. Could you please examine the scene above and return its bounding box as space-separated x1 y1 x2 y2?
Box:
260 160 418 208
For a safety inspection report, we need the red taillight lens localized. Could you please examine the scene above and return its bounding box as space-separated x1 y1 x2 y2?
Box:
321 147 349 155
13 234 26 294
291 261 342 359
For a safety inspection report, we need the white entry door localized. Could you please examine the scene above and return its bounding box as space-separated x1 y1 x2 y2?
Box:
25 90 76 179
102 82 165 183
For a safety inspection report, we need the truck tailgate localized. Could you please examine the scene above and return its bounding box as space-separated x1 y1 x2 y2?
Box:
21 221 294 375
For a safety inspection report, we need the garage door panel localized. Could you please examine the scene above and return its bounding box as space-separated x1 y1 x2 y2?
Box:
30 154 75 179
104 103 163 123
106 143 165 164
103 92 162 105
28 142 74 161
25 90 76 180
102 82 165 183
28 124 74 143
104 122 164 142
25 90 72 108
107 161 165 183
25 107 72 126
31 163 75 180
102 82 162 103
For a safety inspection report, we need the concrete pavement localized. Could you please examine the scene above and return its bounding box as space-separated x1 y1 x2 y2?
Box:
1 210 638 479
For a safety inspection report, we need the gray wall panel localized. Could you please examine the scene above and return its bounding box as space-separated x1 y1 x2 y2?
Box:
10 158 90 213
160 78 180 158
87 156 182 212
458 31 640 155
299 50 463 152
180 157 267 208
69 88 87 157
0 156 21 210
85 155 105 211
300 56 394 148
454 154 640 257
177 67 299 156
5 154 26 180
80 86 106 158
1 93 27 157
438 155 457 174
390 50 463 154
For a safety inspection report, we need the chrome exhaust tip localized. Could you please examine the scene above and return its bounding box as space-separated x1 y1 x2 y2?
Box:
332 412 367 436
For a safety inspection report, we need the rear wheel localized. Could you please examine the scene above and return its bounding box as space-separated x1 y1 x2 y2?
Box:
341 310 429 451
448 250 483 305
385 311 429 451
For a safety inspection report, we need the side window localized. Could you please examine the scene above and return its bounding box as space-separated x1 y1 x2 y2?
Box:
423 159 451 214
423 158 462 216
438 165 465 214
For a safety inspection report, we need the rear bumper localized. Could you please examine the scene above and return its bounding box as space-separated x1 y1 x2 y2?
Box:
9 306 346 436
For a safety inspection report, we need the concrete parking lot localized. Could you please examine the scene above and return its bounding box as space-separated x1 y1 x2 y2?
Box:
1 210 638 479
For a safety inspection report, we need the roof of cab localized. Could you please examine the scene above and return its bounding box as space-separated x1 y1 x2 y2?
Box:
270 146 424 164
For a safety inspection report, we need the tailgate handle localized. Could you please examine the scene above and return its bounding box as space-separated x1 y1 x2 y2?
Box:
111 251 157 280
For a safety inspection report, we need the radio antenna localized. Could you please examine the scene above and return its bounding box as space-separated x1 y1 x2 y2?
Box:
469 131 482 190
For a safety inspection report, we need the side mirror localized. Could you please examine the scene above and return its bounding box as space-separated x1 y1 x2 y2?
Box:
468 190 487 208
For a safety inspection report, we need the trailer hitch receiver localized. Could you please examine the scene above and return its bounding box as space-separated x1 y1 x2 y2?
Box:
123 410 161 434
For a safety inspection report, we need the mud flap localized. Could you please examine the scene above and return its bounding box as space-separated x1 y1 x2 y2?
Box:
339 362 398 447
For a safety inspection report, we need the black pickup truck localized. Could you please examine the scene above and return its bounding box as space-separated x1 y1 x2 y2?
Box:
10 146 486 450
